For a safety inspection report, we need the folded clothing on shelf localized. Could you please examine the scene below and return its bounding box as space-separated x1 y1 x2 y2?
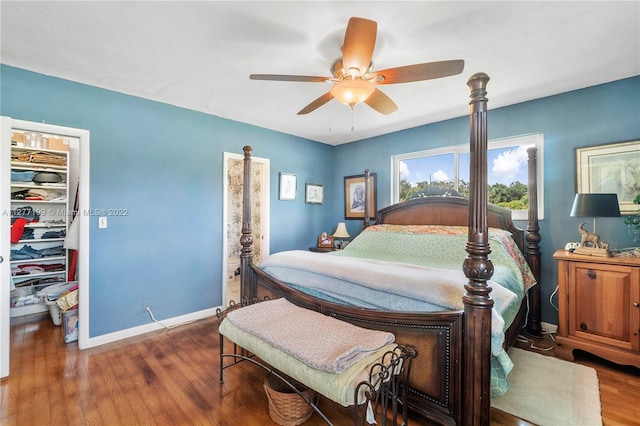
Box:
23 188 65 201
10 244 65 260
11 206 40 223
11 189 29 200
11 170 35 182
13 151 67 166
12 263 65 276
41 229 66 239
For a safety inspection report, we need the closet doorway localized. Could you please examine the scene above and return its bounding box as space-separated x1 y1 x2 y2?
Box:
222 151 269 306
0 118 90 378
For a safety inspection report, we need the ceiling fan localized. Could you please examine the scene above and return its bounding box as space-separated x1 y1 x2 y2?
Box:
250 17 464 115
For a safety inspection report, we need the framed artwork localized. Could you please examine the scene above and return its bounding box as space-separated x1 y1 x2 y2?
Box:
344 173 377 220
279 172 297 201
305 183 324 204
577 140 640 215
317 232 334 248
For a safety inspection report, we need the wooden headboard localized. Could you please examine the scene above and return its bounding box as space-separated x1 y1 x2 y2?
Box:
376 196 526 252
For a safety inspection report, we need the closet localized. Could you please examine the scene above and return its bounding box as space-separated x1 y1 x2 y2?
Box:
8 129 73 318
1 117 88 377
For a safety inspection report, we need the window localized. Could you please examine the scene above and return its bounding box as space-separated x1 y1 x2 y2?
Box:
392 134 544 220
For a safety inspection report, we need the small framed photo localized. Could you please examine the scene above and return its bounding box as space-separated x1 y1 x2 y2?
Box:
317 232 334 248
279 172 297 201
344 173 377 220
305 183 324 204
576 140 640 215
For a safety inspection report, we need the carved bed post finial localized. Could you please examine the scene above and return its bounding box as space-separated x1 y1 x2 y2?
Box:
463 72 493 425
364 169 371 228
525 147 543 337
240 145 255 300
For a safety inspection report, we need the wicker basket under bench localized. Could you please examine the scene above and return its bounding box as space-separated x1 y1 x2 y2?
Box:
217 298 418 426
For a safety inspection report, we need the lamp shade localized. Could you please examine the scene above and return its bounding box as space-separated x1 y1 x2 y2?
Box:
330 79 375 108
570 193 621 218
333 222 350 239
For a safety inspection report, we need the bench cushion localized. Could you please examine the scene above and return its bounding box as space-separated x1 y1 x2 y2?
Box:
220 318 396 407
224 298 395 373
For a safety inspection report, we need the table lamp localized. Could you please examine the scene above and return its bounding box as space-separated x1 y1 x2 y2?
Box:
570 193 620 256
333 222 350 249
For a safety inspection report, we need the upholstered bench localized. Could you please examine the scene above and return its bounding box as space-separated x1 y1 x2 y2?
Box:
217 298 417 426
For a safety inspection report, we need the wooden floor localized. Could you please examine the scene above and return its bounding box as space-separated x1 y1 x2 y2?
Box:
1 314 639 425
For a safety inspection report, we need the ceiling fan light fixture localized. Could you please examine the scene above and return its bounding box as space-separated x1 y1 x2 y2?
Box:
251 17 464 115
330 79 375 108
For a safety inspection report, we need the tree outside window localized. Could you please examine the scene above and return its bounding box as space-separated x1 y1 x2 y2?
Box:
393 134 544 221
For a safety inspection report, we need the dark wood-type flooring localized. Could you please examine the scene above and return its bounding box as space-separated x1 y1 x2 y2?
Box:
1 313 639 425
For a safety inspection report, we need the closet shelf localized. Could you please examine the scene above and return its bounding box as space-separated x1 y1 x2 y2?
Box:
11 199 67 204
24 223 66 228
12 270 66 280
10 256 66 264
14 237 66 244
10 162 67 172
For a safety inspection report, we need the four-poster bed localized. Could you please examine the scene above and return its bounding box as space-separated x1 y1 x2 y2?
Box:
236 73 542 425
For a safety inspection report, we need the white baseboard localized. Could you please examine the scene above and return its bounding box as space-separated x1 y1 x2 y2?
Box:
79 310 561 349
81 306 220 349
541 321 557 334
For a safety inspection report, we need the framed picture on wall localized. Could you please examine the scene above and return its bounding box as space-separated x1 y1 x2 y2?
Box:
576 140 640 215
344 173 377 220
305 183 324 204
279 172 297 201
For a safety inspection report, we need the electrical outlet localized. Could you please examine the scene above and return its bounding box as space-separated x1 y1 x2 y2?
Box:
144 300 151 310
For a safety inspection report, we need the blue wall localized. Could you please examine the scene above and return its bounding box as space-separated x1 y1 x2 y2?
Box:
1 65 335 337
2 65 639 334
333 75 640 322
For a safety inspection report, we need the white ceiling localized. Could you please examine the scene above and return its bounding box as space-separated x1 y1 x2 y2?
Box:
1 1 638 146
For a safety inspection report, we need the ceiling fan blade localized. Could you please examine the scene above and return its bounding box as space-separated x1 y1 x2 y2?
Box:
297 92 333 115
250 74 329 83
374 60 465 84
364 89 398 115
341 17 377 77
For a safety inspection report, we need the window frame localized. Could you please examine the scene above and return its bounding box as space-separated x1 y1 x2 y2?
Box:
391 133 544 221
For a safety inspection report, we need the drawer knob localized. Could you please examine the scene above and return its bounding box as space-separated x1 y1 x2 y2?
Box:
580 322 588 331
634 302 640 308
587 270 597 279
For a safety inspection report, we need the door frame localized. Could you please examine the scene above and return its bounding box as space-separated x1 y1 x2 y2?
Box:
222 151 269 305
0 117 90 377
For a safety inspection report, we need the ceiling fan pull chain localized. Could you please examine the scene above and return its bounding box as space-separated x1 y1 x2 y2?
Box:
351 109 355 133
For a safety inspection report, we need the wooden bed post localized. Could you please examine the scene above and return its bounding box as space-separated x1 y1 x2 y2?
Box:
525 147 543 337
239 145 255 302
364 169 371 228
463 72 493 425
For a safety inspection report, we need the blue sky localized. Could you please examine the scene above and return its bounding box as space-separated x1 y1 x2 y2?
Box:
400 144 531 186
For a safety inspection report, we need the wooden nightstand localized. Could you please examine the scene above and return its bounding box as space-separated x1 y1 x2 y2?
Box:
553 249 640 368
309 247 336 253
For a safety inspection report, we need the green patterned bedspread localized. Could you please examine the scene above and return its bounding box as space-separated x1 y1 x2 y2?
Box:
331 224 536 325
260 225 537 396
